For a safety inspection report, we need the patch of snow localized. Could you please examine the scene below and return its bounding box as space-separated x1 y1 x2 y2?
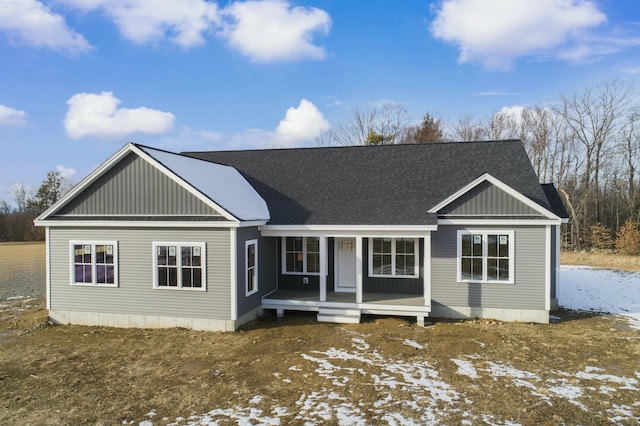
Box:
547 379 587 411
249 395 262 404
402 339 424 349
6 295 26 300
560 266 640 329
451 358 480 379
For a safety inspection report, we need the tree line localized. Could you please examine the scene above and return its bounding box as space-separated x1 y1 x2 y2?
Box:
4 78 639 253
321 78 640 253
0 171 73 241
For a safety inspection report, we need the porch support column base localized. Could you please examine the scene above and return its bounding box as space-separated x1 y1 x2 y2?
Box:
417 316 425 327
276 308 284 318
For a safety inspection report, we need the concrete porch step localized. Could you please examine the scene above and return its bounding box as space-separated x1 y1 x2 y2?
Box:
317 308 361 324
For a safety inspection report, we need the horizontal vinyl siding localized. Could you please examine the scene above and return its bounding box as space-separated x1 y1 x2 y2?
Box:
236 228 277 317
441 181 541 216
431 225 547 310
58 153 221 216
49 227 231 320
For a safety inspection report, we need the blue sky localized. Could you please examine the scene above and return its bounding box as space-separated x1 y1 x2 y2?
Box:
1 0 639 205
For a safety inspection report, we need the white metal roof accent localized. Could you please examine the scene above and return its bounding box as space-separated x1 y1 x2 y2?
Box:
139 146 270 222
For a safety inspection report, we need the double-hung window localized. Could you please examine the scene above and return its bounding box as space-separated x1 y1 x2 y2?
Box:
369 238 419 278
458 231 514 283
71 241 118 286
154 242 206 290
283 237 320 274
246 239 258 296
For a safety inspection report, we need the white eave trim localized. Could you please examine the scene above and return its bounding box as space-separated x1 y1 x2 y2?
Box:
427 173 561 220
260 224 437 237
438 218 562 226
34 219 267 228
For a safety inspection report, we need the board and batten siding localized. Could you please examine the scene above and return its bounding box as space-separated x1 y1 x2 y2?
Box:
235 228 277 318
440 181 542 216
57 152 222 217
431 225 547 311
49 227 231 320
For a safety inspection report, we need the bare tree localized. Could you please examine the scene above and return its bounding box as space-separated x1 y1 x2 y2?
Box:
329 102 411 146
554 79 638 224
449 113 487 141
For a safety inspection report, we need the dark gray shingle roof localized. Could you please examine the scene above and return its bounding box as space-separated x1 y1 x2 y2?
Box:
184 140 558 226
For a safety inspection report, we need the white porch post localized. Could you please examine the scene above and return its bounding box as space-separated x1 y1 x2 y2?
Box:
423 233 431 305
320 236 327 302
356 236 363 304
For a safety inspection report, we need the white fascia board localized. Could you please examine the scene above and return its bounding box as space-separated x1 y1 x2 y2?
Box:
35 143 136 222
132 145 240 223
33 220 243 228
438 218 562 226
260 224 437 238
428 173 561 220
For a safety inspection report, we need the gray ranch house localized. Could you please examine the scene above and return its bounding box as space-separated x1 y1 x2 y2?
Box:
35 140 568 331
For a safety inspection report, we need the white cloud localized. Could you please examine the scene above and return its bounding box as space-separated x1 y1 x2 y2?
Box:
220 0 331 62
64 91 175 139
0 105 27 126
56 164 77 179
275 99 330 146
61 0 219 47
0 0 91 53
430 0 607 70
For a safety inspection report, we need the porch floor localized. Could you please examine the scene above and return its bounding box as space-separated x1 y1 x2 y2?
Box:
263 289 426 307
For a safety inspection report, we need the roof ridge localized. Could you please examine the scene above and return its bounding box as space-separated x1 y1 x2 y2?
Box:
182 139 521 155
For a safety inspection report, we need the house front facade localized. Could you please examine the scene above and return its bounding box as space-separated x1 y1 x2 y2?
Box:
35 140 568 331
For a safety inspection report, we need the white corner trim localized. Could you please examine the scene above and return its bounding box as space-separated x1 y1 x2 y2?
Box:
230 229 237 321
545 225 551 311
428 173 561 220
423 232 431 305
45 227 51 310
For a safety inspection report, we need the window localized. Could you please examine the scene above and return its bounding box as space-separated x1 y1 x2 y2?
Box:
154 243 206 290
283 237 320 274
70 241 117 286
246 239 258 296
458 231 514 283
369 238 418 278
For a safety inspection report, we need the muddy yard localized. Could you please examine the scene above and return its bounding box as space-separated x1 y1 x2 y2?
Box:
1 297 639 425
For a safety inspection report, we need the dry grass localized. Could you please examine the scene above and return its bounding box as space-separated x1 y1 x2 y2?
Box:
561 250 640 272
0 242 46 300
1 300 639 425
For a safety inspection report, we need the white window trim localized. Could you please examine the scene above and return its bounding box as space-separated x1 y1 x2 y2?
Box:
69 241 118 287
281 236 321 276
152 242 207 291
368 237 420 279
456 230 515 284
245 239 258 296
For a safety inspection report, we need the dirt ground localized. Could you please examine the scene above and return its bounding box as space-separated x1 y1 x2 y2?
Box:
1 298 639 425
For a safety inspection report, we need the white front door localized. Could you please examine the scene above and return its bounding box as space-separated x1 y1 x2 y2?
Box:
335 237 356 292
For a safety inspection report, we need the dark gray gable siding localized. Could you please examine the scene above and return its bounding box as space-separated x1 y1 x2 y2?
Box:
56 152 222 217
235 227 277 318
541 183 570 218
430 225 547 311
439 181 542 216
184 140 551 226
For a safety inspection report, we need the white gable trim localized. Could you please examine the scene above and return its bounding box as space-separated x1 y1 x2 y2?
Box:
428 173 561 220
34 143 240 224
